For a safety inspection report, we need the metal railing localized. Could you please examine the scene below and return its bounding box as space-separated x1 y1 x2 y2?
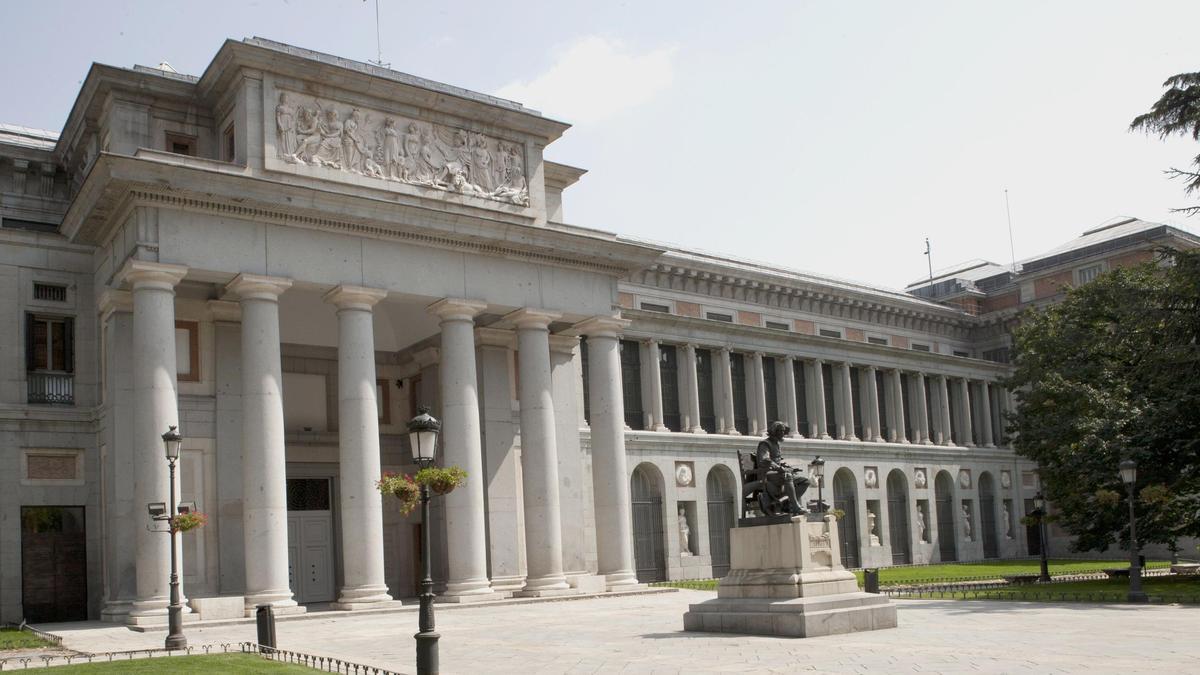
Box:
26 372 73 405
244 643 402 674
0 642 402 672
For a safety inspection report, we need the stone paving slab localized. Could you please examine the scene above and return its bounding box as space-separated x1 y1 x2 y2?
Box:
38 590 1200 674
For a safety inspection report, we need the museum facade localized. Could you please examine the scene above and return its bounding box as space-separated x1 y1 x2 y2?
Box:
2 38 1195 625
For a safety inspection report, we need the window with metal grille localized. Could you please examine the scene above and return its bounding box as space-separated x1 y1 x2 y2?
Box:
286 478 331 511
764 320 790 331
619 340 644 430
640 302 671 313
706 312 733 323
819 328 841 339
911 343 931 352
33 283 67 302
867 336 888 346
953 350 969 358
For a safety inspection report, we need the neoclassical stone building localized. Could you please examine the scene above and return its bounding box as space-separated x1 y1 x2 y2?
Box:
1 38 1194 624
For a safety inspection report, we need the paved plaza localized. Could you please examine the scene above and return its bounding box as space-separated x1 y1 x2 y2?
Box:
41 590 1200 674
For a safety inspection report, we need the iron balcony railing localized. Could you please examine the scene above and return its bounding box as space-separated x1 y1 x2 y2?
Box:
27 371 74 405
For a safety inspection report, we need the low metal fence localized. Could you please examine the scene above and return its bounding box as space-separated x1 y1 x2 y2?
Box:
0 624 62 647
242 642 402 674
882 588 1200 604
0 641 401 672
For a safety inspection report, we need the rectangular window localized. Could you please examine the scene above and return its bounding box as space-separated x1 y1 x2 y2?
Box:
33 283 67 302
730 353 749 434
619 340 644 430
867 336 888 346
982 347 1011 364
953 350 970 358
1077 264 1103 285
925 379 935 441
819 328 842 339
706 312 733 323
876 369 889 441
947 384 958 444
793 360 809 437
696 348 716 433
377 378 391 424
580 338 590 425
640 302 671 314
763 358 778 425
165 132 197 157
26 313 74 405
900 373 915 442
175 320 200 382
821 362 836 434
764 320 790 331
968 383 981 446
911 343 931 352
849 366 863 439
223 125 236 161
659 344 681 431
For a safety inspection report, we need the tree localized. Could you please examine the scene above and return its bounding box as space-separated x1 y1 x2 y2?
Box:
1131 72 1200 216
1006 250 1200 553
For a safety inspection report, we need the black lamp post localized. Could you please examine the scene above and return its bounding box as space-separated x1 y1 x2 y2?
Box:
1119 459 1148 603
809 456 826 513
408 407 441 675
1032 492 1051 582
160 425 186 650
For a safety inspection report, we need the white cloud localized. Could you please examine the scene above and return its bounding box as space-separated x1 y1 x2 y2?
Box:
495 36 677 125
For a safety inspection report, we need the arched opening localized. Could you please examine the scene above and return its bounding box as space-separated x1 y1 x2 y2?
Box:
832 468 861 568
705 466 737 578
886 469 912 565
979 472 999 559
934 471 957 562
630 463 667 582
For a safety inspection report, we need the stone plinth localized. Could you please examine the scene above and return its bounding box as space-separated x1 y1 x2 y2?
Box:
683 515 896 638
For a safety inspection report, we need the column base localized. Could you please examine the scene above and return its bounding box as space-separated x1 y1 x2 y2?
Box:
243 591 304 616
689 427 708 435
332 599 404 611
518 574 570 595
332 585 394 610
513 587 581 598
101 600 133 623
603 571 641 591
434 590 508 604
439 579 501 603
487 575 527 594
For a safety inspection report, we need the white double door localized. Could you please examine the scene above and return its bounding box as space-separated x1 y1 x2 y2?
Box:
286 477 336 604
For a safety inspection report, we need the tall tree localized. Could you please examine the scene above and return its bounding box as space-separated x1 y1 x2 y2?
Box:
1131 72 1200 216
1006 250 1200 552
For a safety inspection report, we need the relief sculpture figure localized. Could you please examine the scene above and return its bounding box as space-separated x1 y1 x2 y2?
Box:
381 118 403 180
312 108 345 169
341 109 370 174
294 106 322 164
275 93 298 161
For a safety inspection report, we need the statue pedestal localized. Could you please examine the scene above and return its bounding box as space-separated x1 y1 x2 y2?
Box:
683 515 896 638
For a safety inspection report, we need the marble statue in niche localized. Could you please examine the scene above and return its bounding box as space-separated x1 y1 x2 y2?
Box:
273 90 530 206
679 508 692 556
916 503 928 543
1002 502 1013 539
868 509 880 546
961 503 973 541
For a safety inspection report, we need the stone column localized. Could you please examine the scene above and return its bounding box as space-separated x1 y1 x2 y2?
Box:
100 290 136 621
428 298 495 600
209 300 245 596
958 378 975 447
645 339 668 432
840 362 858 440
549 335 588 577
717 347 738 435
325 286 392 609
890 369 908 444
227 274 301 615
681 344 705 433
864 366 883 442
937 375 953 446
914 373 932 444
978 381 994 447
750 352 768 435
474 328 522 592
781 356 800 437
574 316 638 590
119 262 187 622
507 309 572 595
810 359 830 439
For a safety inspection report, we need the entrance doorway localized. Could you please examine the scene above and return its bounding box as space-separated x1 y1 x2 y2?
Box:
886 470 912 565
705 467 735 578
286 478 336 604
630 465 666 582
832 469 861 568
935 471 958 562
979 472 999 559
21 506 87 622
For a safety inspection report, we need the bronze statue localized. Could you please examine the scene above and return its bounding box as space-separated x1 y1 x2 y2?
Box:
755 421 811 516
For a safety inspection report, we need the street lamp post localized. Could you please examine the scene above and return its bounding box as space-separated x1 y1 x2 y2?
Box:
809 456 826 513
408 407 441 675
1032 492 1050 582
161 425 186 650
1119 459 1148 603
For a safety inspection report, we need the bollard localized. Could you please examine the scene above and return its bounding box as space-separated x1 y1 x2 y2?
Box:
256 605 277 652
864 568 880 594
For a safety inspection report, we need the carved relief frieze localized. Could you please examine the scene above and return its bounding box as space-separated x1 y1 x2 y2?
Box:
269 89 530 207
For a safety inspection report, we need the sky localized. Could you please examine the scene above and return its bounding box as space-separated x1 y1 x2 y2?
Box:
2 0 1198 290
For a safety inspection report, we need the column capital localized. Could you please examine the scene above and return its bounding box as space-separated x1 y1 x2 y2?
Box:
116 260 188 292
503 308 562 331
412 347 441 369
428 297 487 322
323 285 387 311
682 342 699 353
548 333 580 354
474 326 515 349
207 299 242 323
98 288 132 323
226 273 292 301
571 315 630 339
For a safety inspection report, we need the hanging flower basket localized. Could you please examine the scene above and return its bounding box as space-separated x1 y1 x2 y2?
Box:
377 472 420 516
170 512 208 533
415 466 467 496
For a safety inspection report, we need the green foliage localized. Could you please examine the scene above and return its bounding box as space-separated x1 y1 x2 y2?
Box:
169 511 208 533
414 466 467 495
1006 249 1200 552
0 627 56 651
1130 71 1200 215
38 653 319 673
376 472 420 515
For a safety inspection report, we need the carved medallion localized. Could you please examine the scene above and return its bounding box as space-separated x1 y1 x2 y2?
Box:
864 466 878 489
914 468 928 489
958 469 972 489
1000 470 1012 489
675 461 695 488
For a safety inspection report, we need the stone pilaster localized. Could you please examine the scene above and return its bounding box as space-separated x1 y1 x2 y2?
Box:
840 362 858 441
682 344 705 433
750 352 768 435
781 356 800 437
958 378 975 448
914 373 932 445
810 359 830 440
645 339 668 432
890 369 908 444
864 366 883 442
717 347 738 435
978 381 995 448
937 375 953 446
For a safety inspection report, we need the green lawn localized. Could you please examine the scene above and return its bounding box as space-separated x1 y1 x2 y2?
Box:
26 653 319 673
928 574 1200 602
651 559 1172 592
0 627 57 651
